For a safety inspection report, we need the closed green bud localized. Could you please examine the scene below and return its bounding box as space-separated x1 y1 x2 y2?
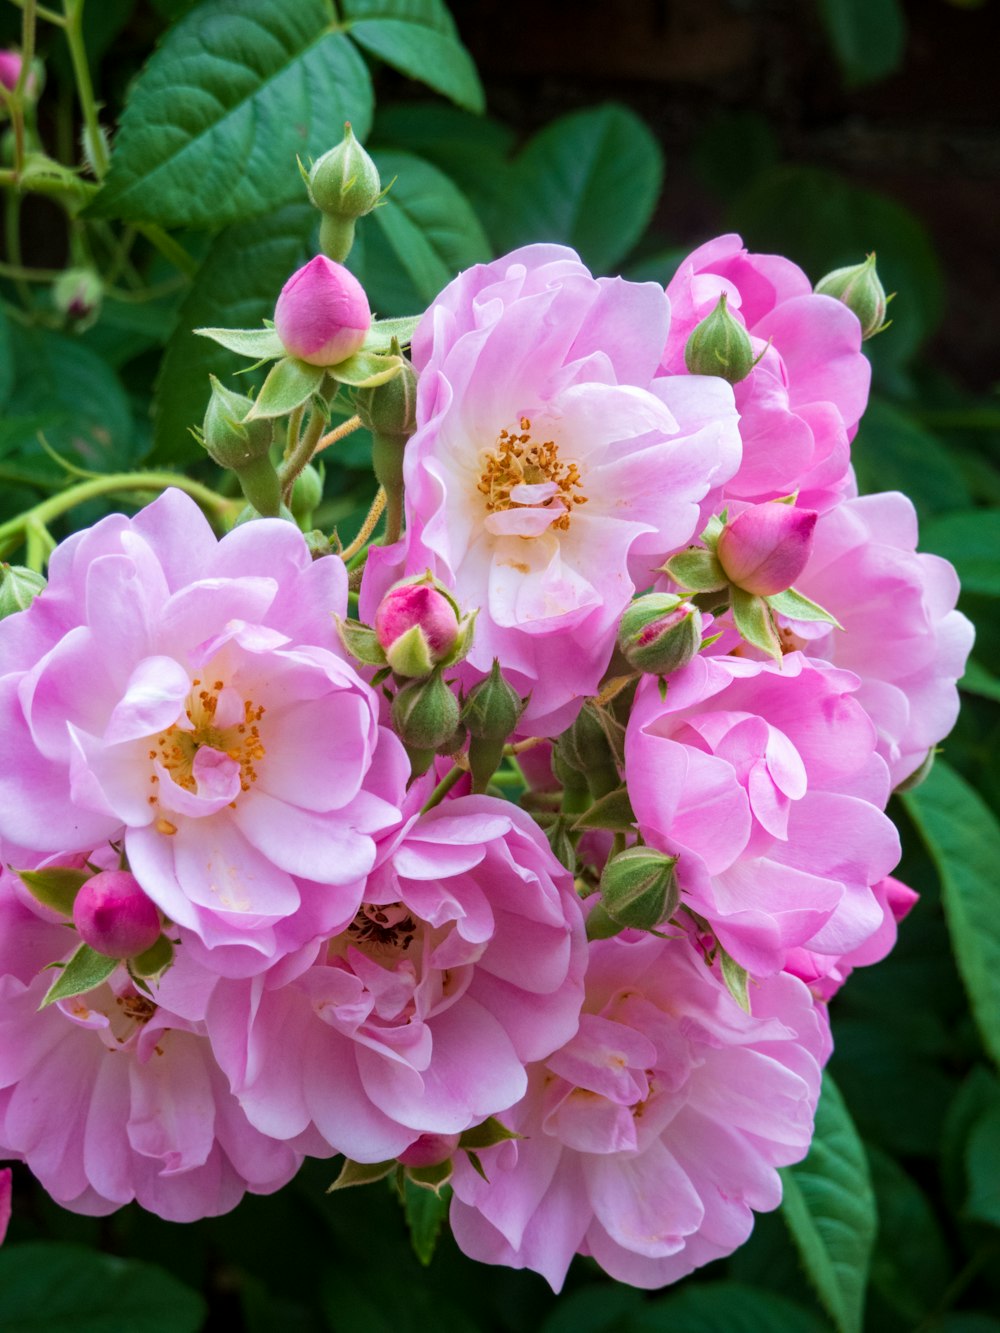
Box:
53 267 102 325
356 345 419 500
599 845 680 932
556 701 620 799
290 463 324 528
461 659 525 742
0 563 46 618
684 293 757 384
309 123 381 220
201 376 273 470
391 669 460 754
814 252 889 341
618 593 703 676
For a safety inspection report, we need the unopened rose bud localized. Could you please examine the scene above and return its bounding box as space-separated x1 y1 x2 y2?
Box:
461 659 524 742
556 701 619 799
599 845 680 932
309 123 382 262
391 669 460 756
0 563 45 618
0 50 23 91
199 377 281 516
397 1133 460 1169
814 253 889 341
684 292 758 384
716 502 817 597
618 593 703 676
72 870 162 960
290 463 324 528
355 344 418 502
53 267 102 323
375 575 471 678
273 255 371 367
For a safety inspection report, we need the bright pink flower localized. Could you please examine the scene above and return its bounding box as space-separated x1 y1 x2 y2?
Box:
362 244 741 734
203 797 587 1162
0 50 24 92
274 255 371 365
717 502 817 596
72 870 161 959
0 1167 10 1245
0 489 407 973
625 655 900 976
374 576 462 677
768 492 975 787
663 234 870 511
449 930 829 1291
0 867 301 1221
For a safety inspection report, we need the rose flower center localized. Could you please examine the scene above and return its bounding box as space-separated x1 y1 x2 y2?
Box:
477 417 587 533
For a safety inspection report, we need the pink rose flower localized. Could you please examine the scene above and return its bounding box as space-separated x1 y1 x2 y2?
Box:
362 244 741 734
449 930 829 1291
273 255 371 366
203 797 587 1162
663 234 870 511
0 867 301 1221
625 655 900 976
0 489 407 972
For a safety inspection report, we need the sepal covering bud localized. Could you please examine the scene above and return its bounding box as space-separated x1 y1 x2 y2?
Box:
684 292 758 383
598 845 680 932
0 563 46 618
53 268 102 324
461 659 525 742
375 574 473 677
618 593 703 676
814 252 889 340
200 376 273 469
308 123 381 220
391 669 460 754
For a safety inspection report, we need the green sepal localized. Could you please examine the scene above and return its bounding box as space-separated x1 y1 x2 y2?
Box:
662 547 728 593
194 326 285 360
40 943 117 1009
245 357 326 420
585 901 623 941
458 1117 521 1152
544 815 578 872
334 616 388 667
402 1175 451 1268
362 316 421 353
16 866 90 916
465 1150 489 1182
130 933 174 979
766 586 844 629
731 587 782 661
572 787 637 833
385 623 435 678
719 945 752 1014
599 845 680 931
700 512 727 548
326 1157 396 1193
330 351 402 389
405 1159 453 1194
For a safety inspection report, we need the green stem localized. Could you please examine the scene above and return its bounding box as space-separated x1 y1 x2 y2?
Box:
0 472 239 560
7 0 64 25
384 487 403 545
10 0 37 175
3 192 32 309
135 223 199 279
63 0 108 179
279 408 326 500
420 764 465 814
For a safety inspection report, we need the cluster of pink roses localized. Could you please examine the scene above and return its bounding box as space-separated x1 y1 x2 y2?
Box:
0 236 972 1289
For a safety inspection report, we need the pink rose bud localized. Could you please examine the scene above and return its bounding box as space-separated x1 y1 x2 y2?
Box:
716 502 818 596
0 50 24 92
397 1133 461 1169
273 254 371 366
72 870 162 960
375 577 462 678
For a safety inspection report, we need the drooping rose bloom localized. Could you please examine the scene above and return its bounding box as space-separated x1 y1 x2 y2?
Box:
449 929 829 1291
203 797 587 1163
0 489 407 973
625 655 900 978
662 233 870 511
362 244 741 734
0 866 301 1220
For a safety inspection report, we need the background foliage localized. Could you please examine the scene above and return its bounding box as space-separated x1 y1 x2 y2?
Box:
1 1 998 1328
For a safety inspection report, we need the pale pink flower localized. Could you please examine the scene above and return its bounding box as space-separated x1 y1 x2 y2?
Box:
0 489 407 973
663 234 870 511
0 867 301 1221
203 797 587 1162
625 655 900 976
449 930 829 1291
362 244 741 734
273 255 371 365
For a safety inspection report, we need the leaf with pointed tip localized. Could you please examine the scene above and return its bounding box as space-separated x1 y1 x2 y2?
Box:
458 1117 520 1151
573 787 637 833
327 1158 396 1192
362 316 422 352
663 548 728 593
41 944 117 1008
16 867 89 916
246 357 325 420
335 617 388 667
130 934 174 978
331 351 402 389
342 0 484 113
767 586 843 628
194 326 285 359
402 1176 451 1267
405 1159 453 1193
719 945 751 1014
731 587 782 660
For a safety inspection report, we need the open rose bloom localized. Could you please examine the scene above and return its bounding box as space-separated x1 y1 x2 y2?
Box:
0 232 973 1296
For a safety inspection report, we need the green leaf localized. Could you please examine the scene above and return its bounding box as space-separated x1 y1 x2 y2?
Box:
637 1280 827 1333
194 326 285 359
0 1242 205 1333
718 945 751 1014
816 0 907 88
331 351 402 388
41 943 118 1008
342 0 484 113
151 201 316 465
499 104 663 274
852 397 971 519
15 867 89 916
88 0 373 228
966 1104 1000 1226
327 1157 396 1191
903 761 1000 1068
539 1284 643 1333
572 787 637 833
731 587 782 661
780 1073 876 1333
0 305 13 409
457 1116 519 1151
130 934 174 978
246 357 325 419
402 1176 450 1266
362 315 422 351
766 586 842 627
960 657 1000 704
866 1143 951 1321
921 508 1000 597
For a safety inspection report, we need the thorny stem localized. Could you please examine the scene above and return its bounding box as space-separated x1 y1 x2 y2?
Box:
339 488 386 561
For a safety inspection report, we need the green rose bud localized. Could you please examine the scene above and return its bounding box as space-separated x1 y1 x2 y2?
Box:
618 593 703 676
684 293 758 384
598 845 680 932
814 252 889 341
